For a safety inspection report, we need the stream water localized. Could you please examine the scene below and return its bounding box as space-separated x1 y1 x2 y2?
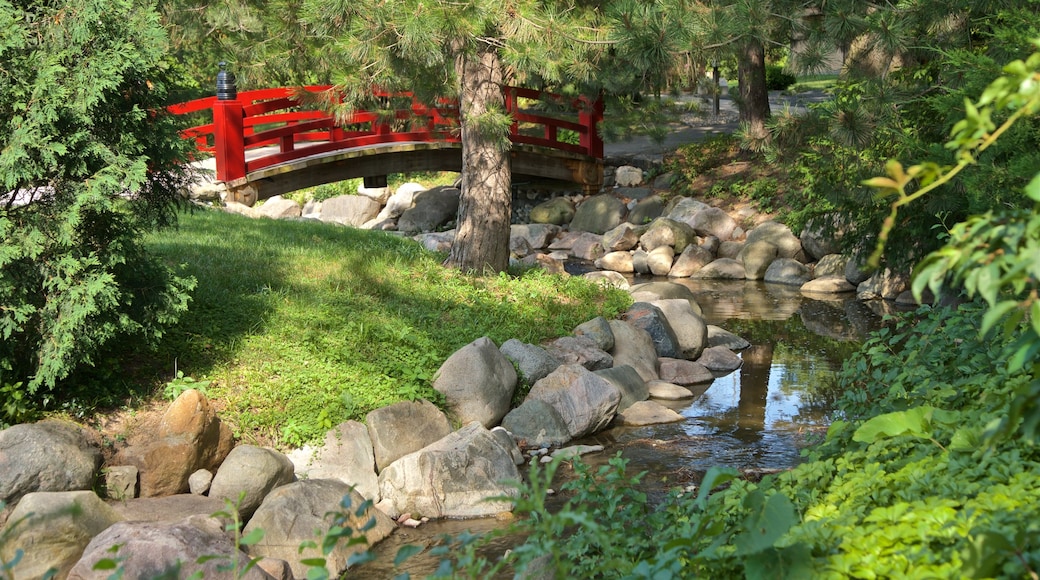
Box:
360 279 900 577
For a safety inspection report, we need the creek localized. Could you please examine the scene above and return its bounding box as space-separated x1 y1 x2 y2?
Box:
360 279 903 578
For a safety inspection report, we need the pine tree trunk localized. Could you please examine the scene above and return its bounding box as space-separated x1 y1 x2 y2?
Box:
446 43 512 274
738 38 771 142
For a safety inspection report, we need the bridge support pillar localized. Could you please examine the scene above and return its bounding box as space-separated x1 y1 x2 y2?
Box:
363 175 388 189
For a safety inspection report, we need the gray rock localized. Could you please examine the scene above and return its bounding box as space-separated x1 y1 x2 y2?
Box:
845 249 877 285
717 241 745 259
244 479 395 579
378 423 521 518
689 207 737 241
490 427 525 465
2 491 123 580
415 230 455 252
366 399 452 472
631 248 650 274
739 240 779 281
857 268 910 301
433 337 517 428
700 235 721 256
746 221 802 258
320 194 381 227
596 250 635 273
569 232 607 261
397 186 460 233
106 494 229 525
614 401 684 426
376 183 422 220
0 420 102 509
208 445 296 520
647 380 697 400
574 316 615 352
608 320 659 382
623 302 682 359
697 346 744 373
801 275 856 294
296 421 379 502
525 364 622 438
691 258 746 280
646 298 708 359
639 218 697 253
594 365 648 411
500 339 562 385
615 165 643 187
582 270 630 290
357 184 391 205
104 466 138 501
511 224 560 251
764 258 812 286
706 326 751 350
665 197 710 225
501 400 572 448
69 515 274 580
800 214 846 260
570 194 626 234
187 469 212 496
543 335 614 371
628 281 703 315
601 223 642 252
658 358 715 386
529 197 576 225
256 195 302 219
627 195 666 226
668 245 714 277
647 246 675 276
814 254 848 279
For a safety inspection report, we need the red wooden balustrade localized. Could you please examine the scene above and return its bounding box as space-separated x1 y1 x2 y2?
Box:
168 86 603 183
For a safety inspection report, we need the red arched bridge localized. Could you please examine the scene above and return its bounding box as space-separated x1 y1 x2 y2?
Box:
169 86 604 206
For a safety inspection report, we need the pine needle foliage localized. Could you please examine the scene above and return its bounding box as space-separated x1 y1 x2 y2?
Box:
0 0 196 421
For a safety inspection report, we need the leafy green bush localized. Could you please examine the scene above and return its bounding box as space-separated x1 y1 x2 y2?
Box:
765 64 796 91
0 0 195 419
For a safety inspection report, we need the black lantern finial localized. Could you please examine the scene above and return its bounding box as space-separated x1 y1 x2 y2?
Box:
216 62 237 101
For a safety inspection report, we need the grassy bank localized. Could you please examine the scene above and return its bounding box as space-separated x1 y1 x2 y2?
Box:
141 209 629 447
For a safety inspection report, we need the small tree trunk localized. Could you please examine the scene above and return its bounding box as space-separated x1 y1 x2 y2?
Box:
738 38 771 143
446 43 512 274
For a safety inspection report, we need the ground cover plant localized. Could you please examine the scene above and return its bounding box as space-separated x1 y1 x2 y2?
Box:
139 209 630 447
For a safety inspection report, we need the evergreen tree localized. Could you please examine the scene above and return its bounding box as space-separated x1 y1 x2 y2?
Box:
165 0 695 273
0 0 195 417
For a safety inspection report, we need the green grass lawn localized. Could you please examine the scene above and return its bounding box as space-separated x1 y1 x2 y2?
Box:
143 209 630 447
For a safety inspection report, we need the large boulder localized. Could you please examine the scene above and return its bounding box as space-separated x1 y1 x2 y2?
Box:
627 195 666 226
594 365 649 411
501 400 572 448
568 232 607 261
320 194 381 227
292 421 379 502
256 196 302 220
397 186 460 233
570 194 626 234
601 223 642 252
207 445 295 520
69 516 274 580
764 258 812 286
668 245 714 278
608 320 660 382
691 258 746 280
1 491 123 580
529 196 576 225
0 420 102 511
525 364 622 438
639 218 697 253
574 316 615 352
658 358 715 386
378 423 521 518
689 207 737 241
376 183 423 220
115 388 234 498
857 268 911 301
801 275 856 294
814 254 849 279
665 197 710 225
499 339 561 385
511 224 560 251
745 221 802 259
622 302 682 359
739 240 779 281
366 400 452 472
646 299 708 359
244 479 395 579
596 251 635 273
706 326 751 350
647 246 675 276
614 401 684 426
628 281 703 315
542 335 614 371
800 214 845 260
697 346 744 373
433 337 517 428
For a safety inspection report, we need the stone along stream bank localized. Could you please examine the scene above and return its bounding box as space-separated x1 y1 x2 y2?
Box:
1 164 914 578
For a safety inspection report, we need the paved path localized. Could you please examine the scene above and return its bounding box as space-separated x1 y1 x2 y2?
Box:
603 89 829 164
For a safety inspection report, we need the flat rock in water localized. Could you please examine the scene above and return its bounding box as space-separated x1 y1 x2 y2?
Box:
647 380 696 400
614 401 685 426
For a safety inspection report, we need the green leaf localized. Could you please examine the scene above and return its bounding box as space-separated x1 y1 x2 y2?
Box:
852 406 955 443
394 544 424 567
1025 173 1040 202
734 492 798 555
240 527 265 546
695 466 740 509
980 300 1020 337
743 544 815 580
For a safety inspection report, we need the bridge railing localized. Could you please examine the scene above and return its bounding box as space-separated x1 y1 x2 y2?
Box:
168 86 603 184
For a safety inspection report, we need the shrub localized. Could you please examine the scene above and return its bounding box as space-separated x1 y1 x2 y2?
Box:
0 0 195 420
765 65 796 91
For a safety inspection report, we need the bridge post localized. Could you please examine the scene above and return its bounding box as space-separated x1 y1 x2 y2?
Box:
213 63 246 183
579 94 604 159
